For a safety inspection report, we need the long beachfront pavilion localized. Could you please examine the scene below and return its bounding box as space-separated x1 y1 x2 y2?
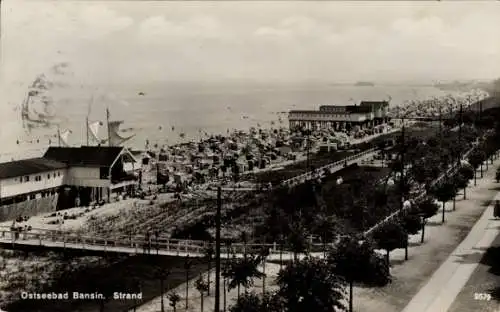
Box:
288 101 390 131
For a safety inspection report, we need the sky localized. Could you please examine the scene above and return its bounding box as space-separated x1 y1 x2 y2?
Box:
1 1 500 87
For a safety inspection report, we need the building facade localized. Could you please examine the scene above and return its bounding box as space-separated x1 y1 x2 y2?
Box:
43 146 138 207
0 146 139 220
288 101 390 131
0 158 67 206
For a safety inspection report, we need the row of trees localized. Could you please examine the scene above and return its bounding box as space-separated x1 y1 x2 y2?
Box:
223 104 500 311
137 103 500 312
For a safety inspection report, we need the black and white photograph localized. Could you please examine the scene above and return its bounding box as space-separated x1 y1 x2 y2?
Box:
1 1 500 311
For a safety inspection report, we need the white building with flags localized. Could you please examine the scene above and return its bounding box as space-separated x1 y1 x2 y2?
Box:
0 146 139 221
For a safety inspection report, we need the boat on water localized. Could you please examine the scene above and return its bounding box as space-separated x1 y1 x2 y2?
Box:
354 81 375 87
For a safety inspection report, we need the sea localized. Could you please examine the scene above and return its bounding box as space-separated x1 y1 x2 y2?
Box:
0 82 463 162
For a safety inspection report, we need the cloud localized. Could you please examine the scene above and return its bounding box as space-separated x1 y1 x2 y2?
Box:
254 27 291 38
78 5 134 39
138 15 228 42
2 2 500 86
254 15 327 39
1 1 134 84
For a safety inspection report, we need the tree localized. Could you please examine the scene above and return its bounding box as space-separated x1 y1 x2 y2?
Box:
286 222 310 263
223 260 229 312
256 204 288 244
277 257 346 312
223 255 265 299
184 257 193 309
229 292 263 312
454 173 469 200
400 213 422 259
168 292 181 312
416 196 440 243
468 150 486 184
457 165 474 199
328 237 385 312
259 246 270 294
233 164 241 184
203 245 214 296
431 180 457 223
411 156 441 188
155 267 170 312
240 231 249 260
372 220 408 265
195 277 209 312
311 214 339 258
228 291 284 312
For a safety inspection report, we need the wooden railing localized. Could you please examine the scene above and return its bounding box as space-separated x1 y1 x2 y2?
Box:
1 142 481 257
364 144 479 236
280 148 377 187
0 229 307 256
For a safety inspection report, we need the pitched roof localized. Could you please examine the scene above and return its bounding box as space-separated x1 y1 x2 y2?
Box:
43 146 123 167
0 158 67 180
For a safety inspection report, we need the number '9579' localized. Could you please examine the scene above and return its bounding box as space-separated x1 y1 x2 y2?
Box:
474 293 491 301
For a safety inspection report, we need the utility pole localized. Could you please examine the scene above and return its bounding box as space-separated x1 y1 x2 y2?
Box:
86 95 93 146
57 127 61 147
214 186 221 312
86 116 89 146
106 107 111 147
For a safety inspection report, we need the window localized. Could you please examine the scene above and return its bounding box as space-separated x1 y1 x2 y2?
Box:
24 176 30 182
47 174 51 179
53 173 56 178
58 172 61 177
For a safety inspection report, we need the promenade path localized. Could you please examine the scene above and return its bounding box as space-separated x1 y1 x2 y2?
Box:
447 232 500 312
402 190 500 312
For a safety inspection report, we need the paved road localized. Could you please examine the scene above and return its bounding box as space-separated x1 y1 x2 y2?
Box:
402 192 500 312
447 221 500 312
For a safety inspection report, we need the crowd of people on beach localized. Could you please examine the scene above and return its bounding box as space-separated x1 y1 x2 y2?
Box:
135 90 491 201
387 89 489 119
